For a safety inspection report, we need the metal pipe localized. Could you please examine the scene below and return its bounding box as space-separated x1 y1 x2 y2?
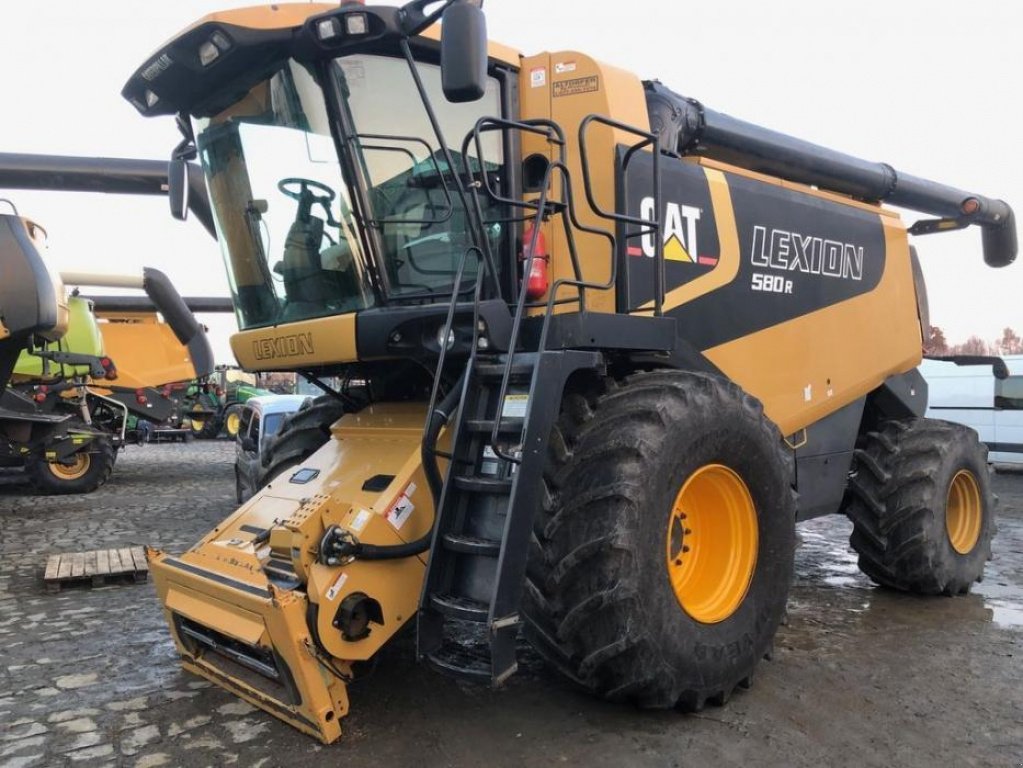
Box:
0 152 217 239
84 295 234 313
61 272 145 289
645 82 1017 267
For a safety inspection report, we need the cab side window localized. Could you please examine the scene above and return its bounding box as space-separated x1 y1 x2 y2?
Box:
995 376 1023 410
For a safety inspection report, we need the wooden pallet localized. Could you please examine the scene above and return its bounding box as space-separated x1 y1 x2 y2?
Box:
43 547 149 592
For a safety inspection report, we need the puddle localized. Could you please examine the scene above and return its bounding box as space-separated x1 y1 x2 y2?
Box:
795 515 1023 632
973 582 1023 628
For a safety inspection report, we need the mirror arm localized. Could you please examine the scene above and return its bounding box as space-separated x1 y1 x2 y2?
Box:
173 113 197 161
399 0 458 37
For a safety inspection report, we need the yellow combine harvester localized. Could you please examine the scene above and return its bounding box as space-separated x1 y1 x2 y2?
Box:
122 1 1015 742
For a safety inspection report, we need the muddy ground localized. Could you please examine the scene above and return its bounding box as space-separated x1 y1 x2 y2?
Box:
0 442 1020 767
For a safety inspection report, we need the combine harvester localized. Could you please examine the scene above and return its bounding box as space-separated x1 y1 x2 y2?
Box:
3 263 223 490
0 205 115 492
0 159 234 472
108 0 1016 742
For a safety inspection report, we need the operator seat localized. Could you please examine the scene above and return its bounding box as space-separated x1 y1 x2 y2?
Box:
0 213 69 388
280 213 333 319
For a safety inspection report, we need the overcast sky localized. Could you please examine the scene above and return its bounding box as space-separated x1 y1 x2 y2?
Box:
2 0 1020 362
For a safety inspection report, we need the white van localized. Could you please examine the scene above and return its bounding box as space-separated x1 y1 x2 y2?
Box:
921 355 1023 465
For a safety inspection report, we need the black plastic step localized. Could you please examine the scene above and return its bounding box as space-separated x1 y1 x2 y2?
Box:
475 361 534 381
429 593 489 621
425 640 492 683
465 417 524 434
453 475 512 494
442 533 501 557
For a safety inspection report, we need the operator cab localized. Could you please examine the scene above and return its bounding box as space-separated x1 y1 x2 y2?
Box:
126 4 514 351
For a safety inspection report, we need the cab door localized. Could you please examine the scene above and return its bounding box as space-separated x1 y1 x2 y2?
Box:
234 406 259 500
994 373 1023 464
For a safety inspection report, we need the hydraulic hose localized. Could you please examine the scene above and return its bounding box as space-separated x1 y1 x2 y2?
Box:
321 373 465 563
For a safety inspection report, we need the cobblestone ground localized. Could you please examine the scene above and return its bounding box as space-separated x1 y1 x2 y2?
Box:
0 443 1020 767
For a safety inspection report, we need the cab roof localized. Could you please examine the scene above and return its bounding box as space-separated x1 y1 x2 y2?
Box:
245 394 312 417
123 3 520 118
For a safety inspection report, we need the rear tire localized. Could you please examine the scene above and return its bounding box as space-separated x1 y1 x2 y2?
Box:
259 396 345 487
25 438 116 495
523 370 795 710
845 418 995 595
189 408 221 439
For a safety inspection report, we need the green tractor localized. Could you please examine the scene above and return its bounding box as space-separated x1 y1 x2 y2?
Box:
185 365 273 439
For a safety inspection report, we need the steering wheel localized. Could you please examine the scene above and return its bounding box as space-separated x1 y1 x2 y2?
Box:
277 177 340 229
278 177 336 204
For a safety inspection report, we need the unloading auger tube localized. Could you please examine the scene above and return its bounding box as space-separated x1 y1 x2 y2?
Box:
645 82 1017 267
0 152 215 239
60 268 215 379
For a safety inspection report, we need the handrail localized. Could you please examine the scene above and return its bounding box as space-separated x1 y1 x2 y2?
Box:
578 114 664 316
460 115 665 462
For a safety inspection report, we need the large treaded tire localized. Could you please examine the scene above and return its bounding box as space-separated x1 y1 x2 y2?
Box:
189 409 222 439
25 438 116 495
222 403 245 439
845 417 995 595
522 370 796 711
259 395 345 486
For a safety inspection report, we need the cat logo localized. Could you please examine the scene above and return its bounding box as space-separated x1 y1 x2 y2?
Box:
632 197 718 266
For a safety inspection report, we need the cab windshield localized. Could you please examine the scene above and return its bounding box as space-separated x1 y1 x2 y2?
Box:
197 54 504 331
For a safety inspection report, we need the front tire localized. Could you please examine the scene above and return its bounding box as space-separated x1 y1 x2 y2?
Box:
25 438 116 495
259 396 345 487
523 370 795 710
845 418 995 595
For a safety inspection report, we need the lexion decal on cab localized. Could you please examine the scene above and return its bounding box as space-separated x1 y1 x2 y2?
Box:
627 198 720 267
749 225 866 295
253 333 315 360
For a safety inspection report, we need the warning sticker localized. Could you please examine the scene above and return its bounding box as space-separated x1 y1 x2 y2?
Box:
554 61 576 74
553 75 599 98
530 67 547 88
326 571 348 602
386 482 417 531
502 394 529 418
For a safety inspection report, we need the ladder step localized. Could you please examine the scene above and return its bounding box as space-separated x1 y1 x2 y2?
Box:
453 476 512 494
475 362 534 381
465 417 524 434
425 640 492 683
429 593 489 621
442 533 501 557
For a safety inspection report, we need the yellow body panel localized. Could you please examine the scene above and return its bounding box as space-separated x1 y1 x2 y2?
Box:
230 312 358 371
148 403 439 743
518 51 650 315
704 215 921 436
91 312 198 390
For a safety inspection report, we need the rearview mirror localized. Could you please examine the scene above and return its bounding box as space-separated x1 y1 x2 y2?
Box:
167 158 189 221
441 2 487 103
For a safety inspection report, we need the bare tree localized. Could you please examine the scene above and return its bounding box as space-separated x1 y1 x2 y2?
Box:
926 325 949 355
998 327 1022 355
953 335 990 356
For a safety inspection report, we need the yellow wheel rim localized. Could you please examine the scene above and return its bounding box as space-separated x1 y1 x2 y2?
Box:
945 469 982 554
190 407 206 432
225 411 241 436
48 453 91 481
666 464 759 624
